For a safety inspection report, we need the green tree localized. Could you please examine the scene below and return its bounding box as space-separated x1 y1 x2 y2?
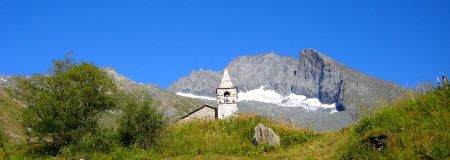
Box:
118 95 164 149
17 56 118 149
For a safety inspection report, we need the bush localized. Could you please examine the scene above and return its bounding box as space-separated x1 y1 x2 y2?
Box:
16 55 118 150
118 96 164 149
61 127 118 158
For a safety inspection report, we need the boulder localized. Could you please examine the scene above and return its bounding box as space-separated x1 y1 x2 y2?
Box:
253 123 280 147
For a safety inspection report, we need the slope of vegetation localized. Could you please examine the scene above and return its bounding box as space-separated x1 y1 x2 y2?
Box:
0 88 25 143
60 114 335 159
0 54 448 159
336 85 450 159
0 113 334 159
1 82 448 159
156 114 317 157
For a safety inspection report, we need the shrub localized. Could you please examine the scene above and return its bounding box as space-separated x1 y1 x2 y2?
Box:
61 127 118 158
16 55 118 150
118 96 164 149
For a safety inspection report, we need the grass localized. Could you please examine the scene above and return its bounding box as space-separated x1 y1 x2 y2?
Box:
68 113 340 160
0 88 25 143
155 113 318 158
0 113 333 159
335 85 450 159
0 85 448 159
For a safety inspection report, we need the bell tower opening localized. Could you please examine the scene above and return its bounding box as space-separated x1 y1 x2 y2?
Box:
224 91 231 103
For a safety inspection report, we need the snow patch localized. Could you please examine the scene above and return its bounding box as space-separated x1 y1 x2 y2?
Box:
238 86 336 111
176 92 216 101
0 77 7 82
176 85 338 113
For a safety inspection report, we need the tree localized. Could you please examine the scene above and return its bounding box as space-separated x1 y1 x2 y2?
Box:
118 95 164 149
17 56 118 149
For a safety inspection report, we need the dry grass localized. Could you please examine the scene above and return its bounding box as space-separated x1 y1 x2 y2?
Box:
0 89 26 143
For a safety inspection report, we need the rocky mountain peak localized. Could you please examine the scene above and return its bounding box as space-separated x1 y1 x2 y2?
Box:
300 48 338 66
169 48 408 119
300 48 324 57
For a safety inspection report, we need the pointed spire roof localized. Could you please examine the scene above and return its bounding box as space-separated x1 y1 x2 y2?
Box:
219 69 234 88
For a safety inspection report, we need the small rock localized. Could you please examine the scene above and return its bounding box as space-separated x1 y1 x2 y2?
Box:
253 123 280 147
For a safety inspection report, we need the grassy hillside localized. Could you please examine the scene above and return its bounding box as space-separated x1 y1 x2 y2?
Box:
336 85 450 159
156 114 317 157
0 85 448 159
0 88 25 143
60 114 345 159
0 88 121 142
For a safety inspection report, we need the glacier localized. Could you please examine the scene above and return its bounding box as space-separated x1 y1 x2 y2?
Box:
238 86 336 112
176 85 337 113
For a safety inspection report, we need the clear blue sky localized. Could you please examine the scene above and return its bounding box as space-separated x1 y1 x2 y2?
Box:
1 0 449 89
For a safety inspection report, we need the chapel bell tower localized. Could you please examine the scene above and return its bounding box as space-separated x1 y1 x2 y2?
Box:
216 69 238 119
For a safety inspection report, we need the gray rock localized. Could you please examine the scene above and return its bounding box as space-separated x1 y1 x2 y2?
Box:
253 123 280 147
168 48 409 119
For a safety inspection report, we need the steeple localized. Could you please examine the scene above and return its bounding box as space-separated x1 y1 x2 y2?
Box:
216 68 238 119
219 69 233 88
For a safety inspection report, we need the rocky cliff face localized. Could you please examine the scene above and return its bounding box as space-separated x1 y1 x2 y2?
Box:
292 49 408 117
169 48 408 119
292 49 344 105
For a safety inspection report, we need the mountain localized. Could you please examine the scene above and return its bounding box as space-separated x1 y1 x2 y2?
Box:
169 48 409 119
102 68 204 121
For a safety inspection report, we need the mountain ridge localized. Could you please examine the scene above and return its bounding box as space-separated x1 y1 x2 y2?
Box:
101 68 205 121
169 48 409 119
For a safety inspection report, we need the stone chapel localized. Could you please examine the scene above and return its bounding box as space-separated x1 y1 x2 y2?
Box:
178 69 238 122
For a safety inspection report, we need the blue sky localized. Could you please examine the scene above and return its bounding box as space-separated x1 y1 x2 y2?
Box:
1 0 449 89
